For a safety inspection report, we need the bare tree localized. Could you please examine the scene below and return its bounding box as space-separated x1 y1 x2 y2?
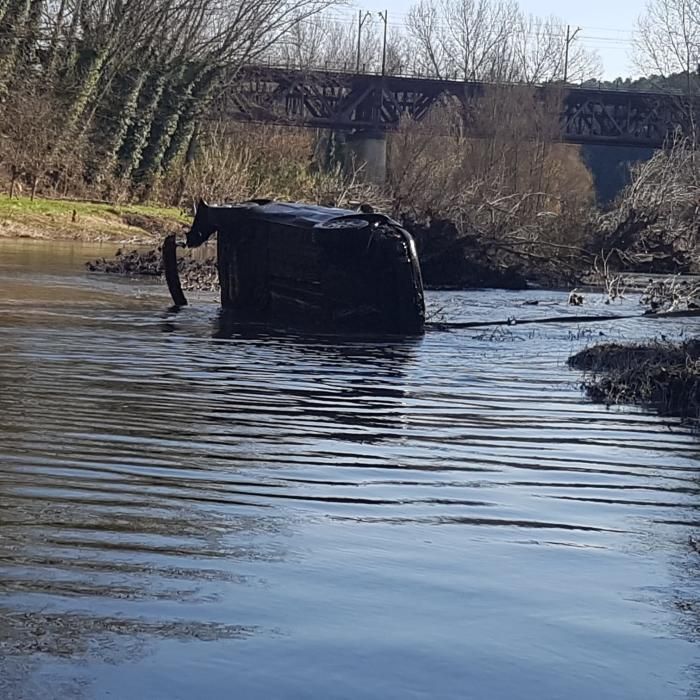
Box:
0 84 63 198
634 0 700 150
406 0 599 83
635 0 700 84
513 15 564 84
441 0 519 81
274 13 336 67
407 0 449 77
406 0 519 80
387 92 594 281
385 28 410 75
268 11 389 72
512 16 600 84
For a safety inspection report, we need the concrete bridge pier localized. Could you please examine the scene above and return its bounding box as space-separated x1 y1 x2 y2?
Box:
580 144 656 204
345 130 387 185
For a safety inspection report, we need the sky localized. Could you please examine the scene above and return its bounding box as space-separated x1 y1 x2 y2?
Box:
346 0 646 79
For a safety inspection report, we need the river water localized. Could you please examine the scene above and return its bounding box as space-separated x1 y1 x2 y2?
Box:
2 239 700 699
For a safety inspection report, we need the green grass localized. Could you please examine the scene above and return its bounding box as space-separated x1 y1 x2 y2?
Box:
0 194 189 242
0 194 187 220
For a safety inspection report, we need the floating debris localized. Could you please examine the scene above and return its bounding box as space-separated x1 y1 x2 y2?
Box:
568 290 584 306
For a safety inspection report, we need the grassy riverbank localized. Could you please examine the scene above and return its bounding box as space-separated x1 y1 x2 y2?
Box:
0 195 187 244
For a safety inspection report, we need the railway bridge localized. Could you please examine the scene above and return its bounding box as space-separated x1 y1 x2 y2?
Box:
216 66 688 184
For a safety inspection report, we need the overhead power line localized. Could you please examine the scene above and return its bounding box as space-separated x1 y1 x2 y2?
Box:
296 12 640 44
292 17 635 49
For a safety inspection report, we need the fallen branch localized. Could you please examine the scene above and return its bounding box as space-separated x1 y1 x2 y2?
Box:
429 308 700 331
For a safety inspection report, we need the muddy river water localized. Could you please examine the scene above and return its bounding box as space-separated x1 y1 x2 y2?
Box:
2 239 700 699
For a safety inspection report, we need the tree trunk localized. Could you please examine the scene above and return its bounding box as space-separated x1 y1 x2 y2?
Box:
60 48 109 143
95 68 149 182
117 70 167 182
17 0 43 69
44 0 67 77
160 72 216 174
60 0 84 78
135 68 193 196
0 0 31 98
0 0 13 25
9 166 18 198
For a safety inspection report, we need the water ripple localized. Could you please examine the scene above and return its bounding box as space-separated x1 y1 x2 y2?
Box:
2 241 700 698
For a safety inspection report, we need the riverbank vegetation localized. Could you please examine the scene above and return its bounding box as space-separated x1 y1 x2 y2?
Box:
590 139 700 276
569 340 700 422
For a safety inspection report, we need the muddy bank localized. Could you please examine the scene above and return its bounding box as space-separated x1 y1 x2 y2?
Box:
568 339 700 420
86 245 218 291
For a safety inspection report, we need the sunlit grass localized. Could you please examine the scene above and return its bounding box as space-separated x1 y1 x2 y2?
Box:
0 194 189 241
0 194 187 221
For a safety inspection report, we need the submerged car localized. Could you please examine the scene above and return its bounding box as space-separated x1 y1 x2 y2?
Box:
164 200 425 335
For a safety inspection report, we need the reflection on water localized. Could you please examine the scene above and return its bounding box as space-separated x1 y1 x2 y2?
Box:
2 239 700 699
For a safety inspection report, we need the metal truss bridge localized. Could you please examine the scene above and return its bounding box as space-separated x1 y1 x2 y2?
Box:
215 66 688 148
